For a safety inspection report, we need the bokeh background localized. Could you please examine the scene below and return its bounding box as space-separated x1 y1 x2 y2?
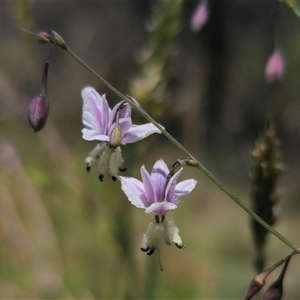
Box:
1 1 300 299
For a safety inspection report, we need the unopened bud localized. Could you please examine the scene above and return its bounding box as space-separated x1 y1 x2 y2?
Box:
36 32 51 44
109 125 123 148
263 255 292 300
52 30 67 49
243 273 266 300
265 50 285 84
28 93 49 132
263 285 282 300
190 1 210 32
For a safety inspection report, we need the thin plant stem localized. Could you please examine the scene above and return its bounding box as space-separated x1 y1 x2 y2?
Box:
62 45 300 253
21 28 299 253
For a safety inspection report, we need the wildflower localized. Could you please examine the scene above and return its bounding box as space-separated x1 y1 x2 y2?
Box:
82 87 161 181
265 50 285 84
118 159 197 255
190 1 210 33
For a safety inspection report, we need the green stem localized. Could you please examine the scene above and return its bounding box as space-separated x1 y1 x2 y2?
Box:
63 46 299 253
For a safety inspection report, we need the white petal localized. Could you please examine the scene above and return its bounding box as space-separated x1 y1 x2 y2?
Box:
82 128 109 142
173 179 197 205
122 123 162 144
145 202 177 214
118 176 148 208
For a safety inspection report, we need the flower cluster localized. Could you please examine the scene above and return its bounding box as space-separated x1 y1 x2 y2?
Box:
81 87 197 257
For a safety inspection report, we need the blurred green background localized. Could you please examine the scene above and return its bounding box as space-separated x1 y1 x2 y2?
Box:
1 1 300 299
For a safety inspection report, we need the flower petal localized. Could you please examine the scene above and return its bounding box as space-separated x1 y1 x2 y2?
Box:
119 118 132 134
119 104 131 119
145 202 177 215
108 102 131 130
165 168 183 203
122 123 162 144
82 128 109 142
141 165 157 205
118 176 148 208
82 87 109 134
150 159 169 201
173 179 197 205
108 102 121 130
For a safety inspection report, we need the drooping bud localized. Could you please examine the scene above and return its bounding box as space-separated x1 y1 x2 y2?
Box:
263 255 292 300
28 92 49 132
190 1 210 32
28 46 54 133
243 257 286 300
265 50 285 84
243 273 267 300
264 286 282 300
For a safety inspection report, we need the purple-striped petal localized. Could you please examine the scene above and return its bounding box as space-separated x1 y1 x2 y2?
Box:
122 124 162 144
119 118 132 134
145 202 177 215
118 176 148 208
151 159 169 202
108 102 132 130
119 104 131 119
173 179 197 205
141 165 157 205
165 168 183 203
108 102 121 130
82 87 109 134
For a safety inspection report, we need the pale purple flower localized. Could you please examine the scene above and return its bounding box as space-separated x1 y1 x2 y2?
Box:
82 86 161 181
190 1 210 33
118 159 197 255
265 50 285 84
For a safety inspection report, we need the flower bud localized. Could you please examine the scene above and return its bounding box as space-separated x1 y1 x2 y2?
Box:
190 1 210 32
36 32 51 44
263 285 282 300
265 50 285 84
243 273 266 300
28 93 49 132
263 255 291 300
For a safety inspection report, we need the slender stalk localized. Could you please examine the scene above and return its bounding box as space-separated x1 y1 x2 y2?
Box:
62 45 300 253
